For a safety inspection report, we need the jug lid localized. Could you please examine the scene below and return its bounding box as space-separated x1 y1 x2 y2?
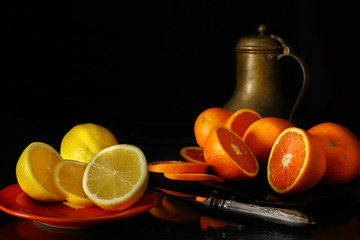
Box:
236 24 283 52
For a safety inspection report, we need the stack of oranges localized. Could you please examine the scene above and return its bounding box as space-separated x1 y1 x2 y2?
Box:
178 107 360 195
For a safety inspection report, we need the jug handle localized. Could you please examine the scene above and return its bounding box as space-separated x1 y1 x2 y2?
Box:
270 35 309 123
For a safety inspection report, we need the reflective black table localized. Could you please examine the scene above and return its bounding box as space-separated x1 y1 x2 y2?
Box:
1 119 360 239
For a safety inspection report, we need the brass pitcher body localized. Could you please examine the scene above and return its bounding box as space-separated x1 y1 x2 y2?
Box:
224 25 308 122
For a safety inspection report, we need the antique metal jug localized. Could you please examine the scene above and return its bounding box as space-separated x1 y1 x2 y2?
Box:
223 24 308 122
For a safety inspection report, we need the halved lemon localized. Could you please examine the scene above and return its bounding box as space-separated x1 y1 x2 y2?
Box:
83 144 148 211
16 142 65 202
53 160 95 207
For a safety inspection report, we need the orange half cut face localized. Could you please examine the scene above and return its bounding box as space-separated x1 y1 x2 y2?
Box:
267 127 326 194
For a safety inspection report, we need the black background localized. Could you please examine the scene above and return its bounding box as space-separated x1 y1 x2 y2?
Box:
2 0 360 136
2 1 360 234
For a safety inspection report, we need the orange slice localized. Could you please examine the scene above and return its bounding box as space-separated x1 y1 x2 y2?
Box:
147 161 208 174
179 146 207 164
157 188 195 198
163 173 224 183
225 108 261 138
203 125 259 182
267 127 326 194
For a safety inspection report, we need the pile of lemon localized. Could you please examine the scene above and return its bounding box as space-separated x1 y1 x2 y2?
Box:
16 123 148 211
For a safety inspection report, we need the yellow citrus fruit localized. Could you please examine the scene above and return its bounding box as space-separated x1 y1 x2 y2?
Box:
16 142 65 202
53 160 95 207
83 144 149 211
60 123 118 164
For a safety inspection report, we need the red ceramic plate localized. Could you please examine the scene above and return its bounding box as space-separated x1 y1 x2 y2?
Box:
0 184 157 229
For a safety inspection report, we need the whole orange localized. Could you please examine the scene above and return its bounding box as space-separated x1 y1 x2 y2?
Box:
308 122 360 185
194 107 233 148
243 117 295 163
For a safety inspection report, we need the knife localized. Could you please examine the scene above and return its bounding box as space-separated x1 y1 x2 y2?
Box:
199 196 315 227
149 173 315 227
152 187 314 227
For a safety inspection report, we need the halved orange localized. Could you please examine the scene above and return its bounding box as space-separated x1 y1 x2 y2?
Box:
179 146 206 164
203 126 259 182
267 127 326 194
224 108 261 138
147 161 208 174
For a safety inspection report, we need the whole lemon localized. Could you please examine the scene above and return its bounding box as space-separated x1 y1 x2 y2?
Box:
60 123 118 164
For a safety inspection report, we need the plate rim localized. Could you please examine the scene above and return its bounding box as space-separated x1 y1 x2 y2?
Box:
0 184 157 224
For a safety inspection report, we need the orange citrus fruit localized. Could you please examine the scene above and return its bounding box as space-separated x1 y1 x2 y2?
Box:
147 160 208 174
158 188 194 198
16 142 65 202
179 146 206 164
203 125 259 182
308 122 360 185
267 127 326 194
243 117 295 164
163 173 224 183
53 160 95 207
194 107 233 148
83 144 148 211
224 108 261 138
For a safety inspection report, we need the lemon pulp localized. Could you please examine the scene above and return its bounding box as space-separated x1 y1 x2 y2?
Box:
83 144 148 211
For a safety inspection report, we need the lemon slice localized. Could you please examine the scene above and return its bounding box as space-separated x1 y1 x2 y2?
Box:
53 160 95 207
83 144 149 211
16 142 65 202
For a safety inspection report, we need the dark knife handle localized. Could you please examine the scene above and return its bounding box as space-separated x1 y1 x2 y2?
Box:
207 196 314 227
